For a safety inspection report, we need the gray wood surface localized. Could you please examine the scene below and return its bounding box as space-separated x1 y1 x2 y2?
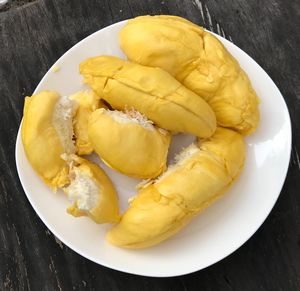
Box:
0 0 299 290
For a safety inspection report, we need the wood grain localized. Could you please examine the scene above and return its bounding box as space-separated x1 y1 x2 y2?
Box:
0 0 299 290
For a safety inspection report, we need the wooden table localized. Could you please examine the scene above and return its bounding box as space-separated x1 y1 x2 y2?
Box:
1 0 299 290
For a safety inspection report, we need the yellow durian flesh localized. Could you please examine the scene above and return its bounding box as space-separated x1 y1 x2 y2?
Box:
156 128 245 211
198 126 246 179
65 156 120 223
119 15 260 135
107 127 245 248
21 91 76 189
88 108 171 179
106 186 193 249
70 90 106 155
80 55 216 138
120 15 204 78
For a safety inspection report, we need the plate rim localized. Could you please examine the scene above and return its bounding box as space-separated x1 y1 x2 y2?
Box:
15 19 292 277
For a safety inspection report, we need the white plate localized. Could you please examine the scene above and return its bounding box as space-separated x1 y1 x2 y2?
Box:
15 20 291 277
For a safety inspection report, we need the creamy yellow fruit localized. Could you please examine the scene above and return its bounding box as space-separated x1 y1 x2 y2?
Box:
70 90 106 155
80 55 216 138
107 127 245 248
88 108 171 179
64 156 120 223
21 91 76 189
120 15 260 135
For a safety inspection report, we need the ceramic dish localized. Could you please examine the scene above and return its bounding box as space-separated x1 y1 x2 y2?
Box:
15 20 291 277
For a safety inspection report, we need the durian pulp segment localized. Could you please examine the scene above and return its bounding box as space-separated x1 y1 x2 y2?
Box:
21 91 75 189
69 90 100 111
88 108 171 179
80 56 217 138
64 157 120 224
69 91 103 155
107 128 245 248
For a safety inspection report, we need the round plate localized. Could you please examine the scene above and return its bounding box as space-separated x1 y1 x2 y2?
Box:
15 20 291 277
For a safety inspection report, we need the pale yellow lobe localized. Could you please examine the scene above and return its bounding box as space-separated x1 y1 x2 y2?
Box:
107 186 193 249
70 90 105 155
107 127 245 248
119 15 260 135
21 91 76 189
65 156 120 224
80 55 216 138
88 108 171 179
